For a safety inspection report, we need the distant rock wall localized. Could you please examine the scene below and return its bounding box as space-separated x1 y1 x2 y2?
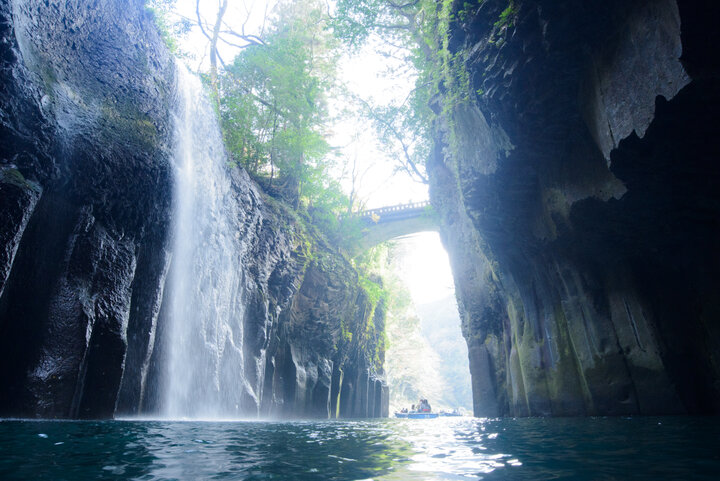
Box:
0 0 386 419
430 0 720 416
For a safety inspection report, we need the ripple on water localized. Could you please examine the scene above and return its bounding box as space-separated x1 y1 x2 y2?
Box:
0 417 719 480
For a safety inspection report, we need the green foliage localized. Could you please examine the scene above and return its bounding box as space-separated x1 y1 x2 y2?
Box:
352 244 392 366
421 202 438 219
330 0 434 182
355 92 432 184
359 275 387 306
329 0 483 372
331 0 415 51
434 0 473 152
341 319 353 344
382 270 413 315
457 1 484 22
219 6 334 179
1 168 26 186
216 0 363 238
144 0 191 56
494 1 519 29
331 0 475 178
213 0 373 250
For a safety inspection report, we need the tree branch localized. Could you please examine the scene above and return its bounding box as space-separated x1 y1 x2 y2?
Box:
356 97 428 184
195 1 213 41
387 0 421 10
221 30 266 46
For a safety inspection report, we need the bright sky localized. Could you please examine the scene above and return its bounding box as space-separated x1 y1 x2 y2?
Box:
330 42 429 209
394 232 456 304
171 0 274 71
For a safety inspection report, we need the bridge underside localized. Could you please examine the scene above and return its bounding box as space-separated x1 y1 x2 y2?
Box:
354 215 438 254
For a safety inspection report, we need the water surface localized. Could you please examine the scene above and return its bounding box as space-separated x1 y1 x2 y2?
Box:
1 417 718 480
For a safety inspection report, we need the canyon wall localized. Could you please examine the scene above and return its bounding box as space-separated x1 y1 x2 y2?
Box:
0 0 386 419
430 0 720 416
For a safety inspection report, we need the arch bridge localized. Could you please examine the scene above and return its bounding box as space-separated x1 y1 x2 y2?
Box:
351 200 438 253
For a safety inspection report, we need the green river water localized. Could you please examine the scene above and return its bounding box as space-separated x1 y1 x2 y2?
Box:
1 416 718 480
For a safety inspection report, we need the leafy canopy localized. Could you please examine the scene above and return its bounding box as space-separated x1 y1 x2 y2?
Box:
218 1 341 205
330 0 471 184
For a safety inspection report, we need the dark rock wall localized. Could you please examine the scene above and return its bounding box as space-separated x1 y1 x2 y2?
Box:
0 0 386 419
0 0 175 418
430 0 720 416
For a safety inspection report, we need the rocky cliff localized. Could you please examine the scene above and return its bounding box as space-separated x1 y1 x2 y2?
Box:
430 0 720 416
0 0 386 419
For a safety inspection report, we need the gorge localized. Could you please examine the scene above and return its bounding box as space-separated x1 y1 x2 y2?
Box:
1 0 719 427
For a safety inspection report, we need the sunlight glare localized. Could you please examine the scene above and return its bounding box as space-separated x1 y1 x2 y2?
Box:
395 232 455 304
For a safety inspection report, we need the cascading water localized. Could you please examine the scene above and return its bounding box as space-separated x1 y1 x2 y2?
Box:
162 67 255 419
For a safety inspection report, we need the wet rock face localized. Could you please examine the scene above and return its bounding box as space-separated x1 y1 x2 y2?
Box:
0 0 175 418
254 246 388 419
430 0 720 416
0 0 387 418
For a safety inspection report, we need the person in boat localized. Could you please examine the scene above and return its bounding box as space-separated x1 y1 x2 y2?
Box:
418 398 431 412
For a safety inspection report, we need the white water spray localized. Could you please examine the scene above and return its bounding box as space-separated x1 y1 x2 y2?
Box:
162 67 255 418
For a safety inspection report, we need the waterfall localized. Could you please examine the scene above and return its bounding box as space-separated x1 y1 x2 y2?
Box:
162 67 254 419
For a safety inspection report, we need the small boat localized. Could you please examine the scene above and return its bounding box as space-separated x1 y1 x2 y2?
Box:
394 411 439 419
394 398 438 419
438 410 462 417
407 412 438 419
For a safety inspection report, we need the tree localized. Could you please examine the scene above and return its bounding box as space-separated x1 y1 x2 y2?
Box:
355 93 430 185
145 0 193 55
217 0 342 208
329 0 439 185
331 0 428 54
193 0 268 104
330 0 470 186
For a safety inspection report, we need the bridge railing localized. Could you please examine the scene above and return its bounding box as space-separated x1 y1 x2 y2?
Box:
357 200 431 220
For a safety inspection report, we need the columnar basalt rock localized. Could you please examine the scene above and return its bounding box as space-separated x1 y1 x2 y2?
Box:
0 0 176 418
429 0 720 416
0 0 386 419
